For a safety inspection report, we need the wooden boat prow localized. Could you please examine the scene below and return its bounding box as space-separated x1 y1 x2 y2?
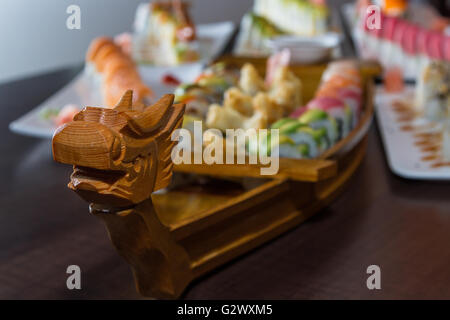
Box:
52 59 379 299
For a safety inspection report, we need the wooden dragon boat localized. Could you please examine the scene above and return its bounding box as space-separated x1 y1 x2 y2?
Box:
52 58 379 299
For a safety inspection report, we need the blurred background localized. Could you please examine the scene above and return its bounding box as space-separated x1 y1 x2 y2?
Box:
0 0 256 84
1 0 448 85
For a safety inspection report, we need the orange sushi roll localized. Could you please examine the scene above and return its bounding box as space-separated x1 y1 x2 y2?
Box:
103 57 136 82
103 71 153 107
316 86 341 99
93 45 121 73
321 74 360 89
85 36 153 107
321 63 361 83
96 51 127 75
104 67 140 85
85 37 114 62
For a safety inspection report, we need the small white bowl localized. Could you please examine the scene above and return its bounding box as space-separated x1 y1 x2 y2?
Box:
266 32 342 64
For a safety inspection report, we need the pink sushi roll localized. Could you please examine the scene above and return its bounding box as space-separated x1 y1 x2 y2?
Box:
361 10 384 60
401 24 420 78
381 17 399 68
426 32 445 61
307 97 353 139
338 87 362 127
445 36 450 62
290 106 307 118
366 15 384 59
417 29 433 72
391 19 408 69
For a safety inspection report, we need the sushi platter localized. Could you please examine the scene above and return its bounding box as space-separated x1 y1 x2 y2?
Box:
9 21 234 138
375 85 450 180
172 55 378 181
11 0 384 299
233 0 343 63
50 53 379 298
342 1 450 81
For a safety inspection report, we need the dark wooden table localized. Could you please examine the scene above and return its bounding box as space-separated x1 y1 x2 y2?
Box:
1 66 450 300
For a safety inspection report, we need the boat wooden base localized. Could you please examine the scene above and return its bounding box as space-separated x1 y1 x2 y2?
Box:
90 134 368 299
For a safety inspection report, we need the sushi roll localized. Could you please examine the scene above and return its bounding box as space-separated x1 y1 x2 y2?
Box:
277 136 311 159
401 24 420 79
265 118 328 158
426 32 445 62
133 1 199 65
320 60 361 83
443 120 450 162
315 86 362 128
390 19 408 69
445 36 450 63
307 97 353 139
234 13 285 56
379 16 397 68
174 83 215 117
416 29 433 74
253 0 329 36
338 87 363 127
174 62 241 118
298 109 339 145
415 61 450 121
288 126 329 157
364 13 384 61
318 74 361 92
84 37 153 108
247 129 312 160
315 59 363 129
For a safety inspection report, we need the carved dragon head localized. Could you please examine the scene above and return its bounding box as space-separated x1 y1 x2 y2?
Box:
52 90 185 208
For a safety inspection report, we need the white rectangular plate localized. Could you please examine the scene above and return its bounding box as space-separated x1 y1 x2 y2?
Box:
375 85 450 180
9 21 234 139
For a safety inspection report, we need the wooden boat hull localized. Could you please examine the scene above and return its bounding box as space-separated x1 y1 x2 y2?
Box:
90 131 369 299
60 58 379 299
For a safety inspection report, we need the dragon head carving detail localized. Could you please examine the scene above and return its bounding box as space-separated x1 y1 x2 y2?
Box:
52 90 185 208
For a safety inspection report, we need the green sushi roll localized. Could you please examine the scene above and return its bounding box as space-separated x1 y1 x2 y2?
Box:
277 136 311 159
298 109 338 145
287 126 328 158
248 132 312 159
